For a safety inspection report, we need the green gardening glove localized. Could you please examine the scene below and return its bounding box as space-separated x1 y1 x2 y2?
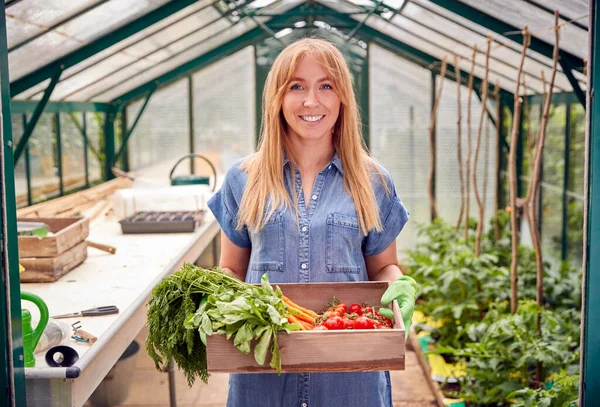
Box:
379 276 418 340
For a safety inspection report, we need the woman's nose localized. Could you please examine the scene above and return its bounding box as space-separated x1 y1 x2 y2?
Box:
303 90 320 108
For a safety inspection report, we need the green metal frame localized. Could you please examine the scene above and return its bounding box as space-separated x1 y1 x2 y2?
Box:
581 0 600 403
559 57 587 107
562 103 571 261
13 66 63 165
0 2 25 405
55 113 64 196
104 110 116 181
10 0 201 97
113 88 155 166
11 100 113 114
527 92 583 106
188 75 195 173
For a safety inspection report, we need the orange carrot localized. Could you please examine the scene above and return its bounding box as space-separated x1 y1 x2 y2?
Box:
287 314 306 330
293 313 315 324
283 296 318 318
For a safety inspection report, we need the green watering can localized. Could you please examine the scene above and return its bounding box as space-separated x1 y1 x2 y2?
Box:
21 291 49 367
169 153 217 192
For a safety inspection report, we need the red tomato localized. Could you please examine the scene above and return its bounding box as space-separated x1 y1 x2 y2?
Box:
349 304 362 315
384 318 393 327
362 306 374 315
312 325 328 330
354 316 375 329
323 316 344 330
336 303 347 314
341 316 355 329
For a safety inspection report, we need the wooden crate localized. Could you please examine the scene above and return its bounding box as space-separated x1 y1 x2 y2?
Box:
19 241 88 283
18 217 89 258
207 281 405 373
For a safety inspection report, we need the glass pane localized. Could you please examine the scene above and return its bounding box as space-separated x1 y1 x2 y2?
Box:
6 0 103 49
12 114 28 208
192 46 255 174
28 113 60 203
522 0 589 28
60 113 87 191
458 0 587 59
436 76 496 231
8 0 170 80
566 196 584 269
319 0 365 13
93 18 259 102
401 2 574 92
369 44 431 255
126 80 190 172
540 185 563 268
569 103 585 196
85 112 104 182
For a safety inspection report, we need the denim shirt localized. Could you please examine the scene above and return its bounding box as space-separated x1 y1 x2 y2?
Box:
208 153 409 407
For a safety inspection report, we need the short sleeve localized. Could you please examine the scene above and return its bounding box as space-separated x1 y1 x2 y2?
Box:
207 164 251 248
362 167 409 257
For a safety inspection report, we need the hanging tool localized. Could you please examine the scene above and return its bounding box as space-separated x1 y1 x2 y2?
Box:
51 305 119 319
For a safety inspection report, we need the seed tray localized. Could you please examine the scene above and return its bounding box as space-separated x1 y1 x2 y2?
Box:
119 211 204 234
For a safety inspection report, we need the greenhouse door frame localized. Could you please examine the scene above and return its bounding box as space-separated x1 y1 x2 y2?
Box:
0 1 25 406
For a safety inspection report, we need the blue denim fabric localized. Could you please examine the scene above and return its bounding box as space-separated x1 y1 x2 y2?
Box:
208 153 409 407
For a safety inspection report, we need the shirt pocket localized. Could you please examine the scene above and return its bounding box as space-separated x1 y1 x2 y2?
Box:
326 213 362 274
249 211 284 273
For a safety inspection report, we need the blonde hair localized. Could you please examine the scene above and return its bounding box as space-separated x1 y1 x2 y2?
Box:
238 38 384 236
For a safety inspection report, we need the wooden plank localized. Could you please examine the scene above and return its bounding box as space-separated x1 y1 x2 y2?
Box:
18 217 89 258
20 241 88 283
207 281 405 373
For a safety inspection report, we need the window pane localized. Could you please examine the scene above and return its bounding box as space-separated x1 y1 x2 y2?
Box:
192 46 255 174
12 114 28 207
85 112 104 183
369 44 431 255
60 113 87 191
27 113 60 203
126 79 190 172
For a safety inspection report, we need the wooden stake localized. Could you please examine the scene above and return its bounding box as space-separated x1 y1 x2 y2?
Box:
455 55 465 231
428 57 448 220
526 12 561 310
483 112 491 220
465 45 477 240
473 37 492 256
509 27 530 315
494 81 501 240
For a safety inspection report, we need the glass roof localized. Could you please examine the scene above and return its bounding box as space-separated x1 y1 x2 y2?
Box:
6 0 588 103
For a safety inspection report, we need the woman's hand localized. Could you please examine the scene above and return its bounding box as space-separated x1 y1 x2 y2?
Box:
379 276 418 340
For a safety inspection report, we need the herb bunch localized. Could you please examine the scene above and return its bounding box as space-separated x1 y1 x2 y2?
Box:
146 263 297 386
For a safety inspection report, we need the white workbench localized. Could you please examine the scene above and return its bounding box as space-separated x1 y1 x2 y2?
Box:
22 208 220 406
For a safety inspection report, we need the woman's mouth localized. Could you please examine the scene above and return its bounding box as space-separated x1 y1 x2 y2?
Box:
299 115 325 123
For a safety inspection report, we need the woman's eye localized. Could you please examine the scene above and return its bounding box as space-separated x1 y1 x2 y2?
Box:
322 84 333 90
290 84 303 90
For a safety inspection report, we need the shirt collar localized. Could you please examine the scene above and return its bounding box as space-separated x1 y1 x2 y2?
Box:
283 151 344 175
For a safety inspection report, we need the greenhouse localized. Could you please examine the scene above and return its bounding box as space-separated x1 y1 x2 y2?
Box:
0 0 598 406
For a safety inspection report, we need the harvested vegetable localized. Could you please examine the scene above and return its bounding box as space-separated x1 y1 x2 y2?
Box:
146 263 300 386
312 298 393 330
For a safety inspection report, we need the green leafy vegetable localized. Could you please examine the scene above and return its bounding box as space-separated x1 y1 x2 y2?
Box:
146 263 298 386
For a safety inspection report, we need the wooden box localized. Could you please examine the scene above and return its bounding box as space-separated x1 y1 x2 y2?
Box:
207 281 405 373
19 241 88 283
18 217 89 283
18 217 89 258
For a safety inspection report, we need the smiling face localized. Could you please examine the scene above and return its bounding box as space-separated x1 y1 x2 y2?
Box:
281 54 341 144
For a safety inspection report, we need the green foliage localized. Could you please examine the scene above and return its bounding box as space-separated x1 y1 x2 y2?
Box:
405 214 582 406
509 370 580 407
146 264 298 387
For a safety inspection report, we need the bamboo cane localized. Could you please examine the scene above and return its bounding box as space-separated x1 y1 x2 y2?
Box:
455 55 465 231
509 27 530 315
473 37 492 256
494 82 501 240
465 45 477 240
428 57 448 220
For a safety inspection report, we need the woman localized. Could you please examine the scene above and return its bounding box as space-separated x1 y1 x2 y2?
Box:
208 38 417 407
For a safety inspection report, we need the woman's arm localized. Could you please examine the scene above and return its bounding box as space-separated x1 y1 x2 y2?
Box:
365 240 403 282
219 232 251 281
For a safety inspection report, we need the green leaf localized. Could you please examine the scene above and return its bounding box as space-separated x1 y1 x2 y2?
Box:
254 327 273 365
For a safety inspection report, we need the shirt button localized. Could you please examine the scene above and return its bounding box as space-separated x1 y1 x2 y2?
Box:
301 263 308 270
328 165 331 169
301 226 308 232
302 403 308 407
311 194 318 200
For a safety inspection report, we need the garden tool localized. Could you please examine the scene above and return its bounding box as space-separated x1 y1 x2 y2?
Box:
380 275 419 340
21 291 49 367
169 153 217 191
